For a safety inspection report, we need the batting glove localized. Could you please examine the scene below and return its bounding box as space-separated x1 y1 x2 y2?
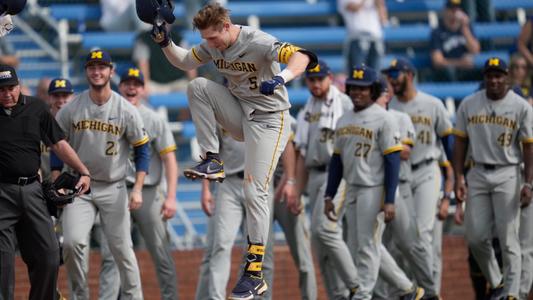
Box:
260 76 284 95
151 24 171 47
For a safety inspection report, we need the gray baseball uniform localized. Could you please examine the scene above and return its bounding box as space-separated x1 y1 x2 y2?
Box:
56 90 147 300
98 103 178 300
194 128 275 300
333 104 406 300
389 91 453 297
183 25 295 247
294 85 358 299
454 89 533 297
520 92 533 300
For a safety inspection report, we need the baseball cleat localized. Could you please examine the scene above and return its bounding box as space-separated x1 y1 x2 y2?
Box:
487 283 504 300
400 285 425 300
183 156 225 182
228 274 267 300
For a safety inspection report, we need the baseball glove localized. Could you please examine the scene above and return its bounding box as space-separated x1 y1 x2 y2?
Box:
43 172 80 217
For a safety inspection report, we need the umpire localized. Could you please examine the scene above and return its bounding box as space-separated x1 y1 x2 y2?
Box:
0 65 91 300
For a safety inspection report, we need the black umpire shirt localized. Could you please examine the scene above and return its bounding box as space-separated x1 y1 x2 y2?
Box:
0 94 65 178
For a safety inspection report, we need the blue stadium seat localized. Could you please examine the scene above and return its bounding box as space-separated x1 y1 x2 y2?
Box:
386 0 444 13
227 1 335 18
493 0 533 10
81 32 136 50
48 3 186 21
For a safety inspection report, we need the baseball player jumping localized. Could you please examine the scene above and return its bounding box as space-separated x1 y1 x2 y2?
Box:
453 57 533 300
152 3 316 298
52 50 148 300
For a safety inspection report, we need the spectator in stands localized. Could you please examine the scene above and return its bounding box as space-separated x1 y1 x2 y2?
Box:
461 0 494 24
0 37 19 67
518 16 533 67
509 53 532 103
430 0 480 82
337 0 388 71
99 0 150 32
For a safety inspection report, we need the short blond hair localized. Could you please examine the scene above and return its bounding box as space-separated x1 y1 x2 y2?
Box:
193 3 231 31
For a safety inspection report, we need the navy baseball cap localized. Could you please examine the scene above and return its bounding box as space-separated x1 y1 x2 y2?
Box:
381 57 415 79
85 49 113 67
305 60 331 78
445 0 462 9
48 78 74 94
0 65 19 87
483 57 508 74
346 64 378 87
120 67 145 85
378 75 389 94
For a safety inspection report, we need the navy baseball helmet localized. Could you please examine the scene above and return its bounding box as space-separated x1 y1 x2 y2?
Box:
345 64 381 100
136 0 175 25
0 0 26 16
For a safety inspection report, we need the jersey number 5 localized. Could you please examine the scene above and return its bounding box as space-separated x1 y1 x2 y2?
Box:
106 141 118 156
249 76 258 90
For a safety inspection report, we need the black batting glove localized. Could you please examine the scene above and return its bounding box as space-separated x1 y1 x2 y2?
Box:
151 24 171 48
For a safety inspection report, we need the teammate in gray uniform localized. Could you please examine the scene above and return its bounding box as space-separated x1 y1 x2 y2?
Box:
383 58 454 300
40 78 75 181
52 50 149 300
324 65 424 300
194 126 275 300
294 60 358 300
152 3 317 298
453 57 533 300
519 96 533 300
98 67 179 299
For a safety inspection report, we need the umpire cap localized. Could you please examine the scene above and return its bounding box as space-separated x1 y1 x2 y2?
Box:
0 0 27 16
0 64 18 87
136 0 175 25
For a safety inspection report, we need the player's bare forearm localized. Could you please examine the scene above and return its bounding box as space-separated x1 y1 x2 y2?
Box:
452 136 467 181
442 163 454 195
523 143 533 185
284 52 310 82
162 151 178 202
132 171 146 193
200 179 214 216
295 153 309 196
281 141 297 182
50 140 90 176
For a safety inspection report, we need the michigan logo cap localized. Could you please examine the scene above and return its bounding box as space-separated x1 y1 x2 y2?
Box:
85 49 113 67
483 57 508 74
119 67 145 85
346 64 378 87
305 60 331 78
48 78 74 94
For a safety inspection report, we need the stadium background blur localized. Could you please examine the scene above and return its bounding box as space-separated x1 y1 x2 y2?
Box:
6 0 533 298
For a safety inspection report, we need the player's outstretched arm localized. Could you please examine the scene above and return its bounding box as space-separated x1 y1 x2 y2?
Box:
49 140 91 194
151 25 202 71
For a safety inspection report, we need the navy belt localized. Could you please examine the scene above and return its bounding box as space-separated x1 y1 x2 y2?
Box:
311 165 327 172
0 174 39 186
411 159 435 171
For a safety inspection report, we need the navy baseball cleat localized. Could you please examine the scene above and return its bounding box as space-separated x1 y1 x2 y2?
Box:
400 285 425 300
183 154 225 182
228 274 268 300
